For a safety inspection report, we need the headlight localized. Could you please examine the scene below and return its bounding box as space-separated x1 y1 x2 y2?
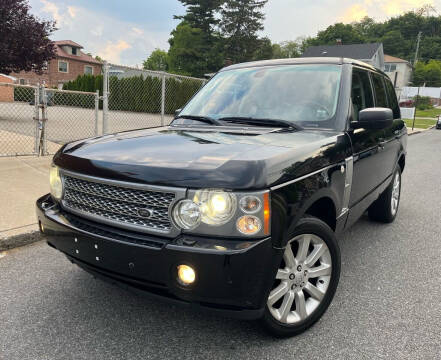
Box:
239 195 261 213
49 165 63 200
194 189 236 225
172 189 270 237
236 215 262 235
172 200 201 230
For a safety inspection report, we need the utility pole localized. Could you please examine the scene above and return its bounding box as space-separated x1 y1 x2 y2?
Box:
414 31 422 66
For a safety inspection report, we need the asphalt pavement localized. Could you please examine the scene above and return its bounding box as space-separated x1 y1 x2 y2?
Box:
1 130 440 360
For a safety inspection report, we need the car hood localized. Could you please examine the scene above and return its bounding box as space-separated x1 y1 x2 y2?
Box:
54 126 350 189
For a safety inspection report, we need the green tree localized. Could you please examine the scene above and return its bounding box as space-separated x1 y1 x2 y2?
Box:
221 0 268 63
412 60 441 86
305 23 365 48
170 1 224 76
0 0 56 74
175 0 223 35
168 22 221 77
143 49 169 71
273 40 302 58
253 37 273 60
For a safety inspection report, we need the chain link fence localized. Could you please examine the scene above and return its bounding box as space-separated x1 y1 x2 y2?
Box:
104 63 205 133
0 82 39 156
0 63 206 157
43 88 99 154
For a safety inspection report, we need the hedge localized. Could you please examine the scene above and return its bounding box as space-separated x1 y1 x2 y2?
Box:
14 87 35 102
63 73 203 114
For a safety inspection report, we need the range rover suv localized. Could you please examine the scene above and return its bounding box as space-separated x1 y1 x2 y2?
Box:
36 58 407 337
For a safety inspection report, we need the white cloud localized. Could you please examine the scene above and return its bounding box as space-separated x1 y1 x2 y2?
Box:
264 0 441 42
131 27 144 36
40 0 65 25
34 1 170 66
340 0 436 22
340 4 369 23
67 6 77 18
99 40 131 64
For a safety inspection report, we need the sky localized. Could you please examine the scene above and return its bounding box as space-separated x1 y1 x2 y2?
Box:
28 0 439 66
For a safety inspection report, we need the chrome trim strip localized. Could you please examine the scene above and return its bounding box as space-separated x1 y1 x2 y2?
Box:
59 168 187 238
270 164 339 191
60 168 186 194
62 205 171 235
339 156 353 217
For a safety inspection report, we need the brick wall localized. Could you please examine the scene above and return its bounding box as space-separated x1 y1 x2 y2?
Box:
0 75 14 102
11 57 102 87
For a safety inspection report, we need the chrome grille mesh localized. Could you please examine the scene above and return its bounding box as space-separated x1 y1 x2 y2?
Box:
62 175 175 232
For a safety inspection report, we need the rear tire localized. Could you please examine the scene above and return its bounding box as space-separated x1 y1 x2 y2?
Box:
368 167 401 223
261 216 340 337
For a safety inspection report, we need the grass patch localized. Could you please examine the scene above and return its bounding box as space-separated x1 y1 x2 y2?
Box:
404 118 437 129
414 108 441 118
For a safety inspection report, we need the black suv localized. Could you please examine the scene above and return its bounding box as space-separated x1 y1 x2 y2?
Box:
36 58 407 337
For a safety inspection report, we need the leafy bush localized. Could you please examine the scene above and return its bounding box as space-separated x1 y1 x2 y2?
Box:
414 95 433 110
63 73 203 114
14 86 34 102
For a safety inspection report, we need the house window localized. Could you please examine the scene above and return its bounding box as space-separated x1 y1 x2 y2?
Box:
84 66 94 75
58 61 68 73
385 64 397 72
72 47 78 55
19 79 26 85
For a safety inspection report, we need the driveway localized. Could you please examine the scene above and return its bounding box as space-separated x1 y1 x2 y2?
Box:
0 130 440 360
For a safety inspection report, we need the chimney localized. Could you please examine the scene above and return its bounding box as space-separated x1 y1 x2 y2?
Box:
336 38 342 45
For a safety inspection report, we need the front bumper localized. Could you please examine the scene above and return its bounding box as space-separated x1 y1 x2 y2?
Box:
36 194 281 319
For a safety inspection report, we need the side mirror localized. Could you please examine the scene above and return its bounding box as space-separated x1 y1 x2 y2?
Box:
174 108 182 117
351 107 393 130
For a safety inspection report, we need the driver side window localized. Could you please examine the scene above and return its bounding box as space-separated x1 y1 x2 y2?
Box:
351 69 374 122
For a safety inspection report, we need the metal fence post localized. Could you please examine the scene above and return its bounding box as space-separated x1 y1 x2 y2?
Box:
103 61 109 134
33 84 40 155
41 86 48 156
95 90 100 136
161 73 166 126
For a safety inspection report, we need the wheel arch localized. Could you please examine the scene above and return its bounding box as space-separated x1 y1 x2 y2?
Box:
271 184 340 249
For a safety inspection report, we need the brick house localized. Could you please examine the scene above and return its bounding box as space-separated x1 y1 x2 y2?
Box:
11 40 102 89
0 74 16 102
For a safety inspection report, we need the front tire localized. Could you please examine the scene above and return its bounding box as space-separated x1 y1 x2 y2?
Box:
368 167 401 223
261 216 341 337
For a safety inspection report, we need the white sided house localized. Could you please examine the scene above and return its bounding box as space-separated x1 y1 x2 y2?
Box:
384 55 412 89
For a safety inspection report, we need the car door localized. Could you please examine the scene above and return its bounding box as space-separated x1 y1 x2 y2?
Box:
370 72 398 185
348 67 385 209
382 77 406 179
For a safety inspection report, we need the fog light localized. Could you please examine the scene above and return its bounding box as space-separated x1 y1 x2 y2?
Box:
177 264 196 285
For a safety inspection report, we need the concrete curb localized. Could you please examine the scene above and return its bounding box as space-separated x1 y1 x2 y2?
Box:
0 230 43 251
408 125 435 136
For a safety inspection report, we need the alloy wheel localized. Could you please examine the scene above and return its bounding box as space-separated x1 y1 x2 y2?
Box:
391 172 400 216
267 234 332 324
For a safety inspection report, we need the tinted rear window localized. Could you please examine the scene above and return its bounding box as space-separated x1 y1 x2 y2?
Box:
384 78 400 119
371 73 388 107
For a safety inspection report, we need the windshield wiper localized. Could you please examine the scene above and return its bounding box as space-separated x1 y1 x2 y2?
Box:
219 117 302 130
173 114 222 126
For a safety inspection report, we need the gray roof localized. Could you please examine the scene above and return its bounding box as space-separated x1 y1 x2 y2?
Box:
301 43 382 60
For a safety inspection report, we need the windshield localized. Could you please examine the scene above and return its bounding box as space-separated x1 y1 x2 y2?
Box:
179 64 342 129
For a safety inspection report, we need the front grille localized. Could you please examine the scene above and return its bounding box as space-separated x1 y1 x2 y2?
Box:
62 175 175 233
